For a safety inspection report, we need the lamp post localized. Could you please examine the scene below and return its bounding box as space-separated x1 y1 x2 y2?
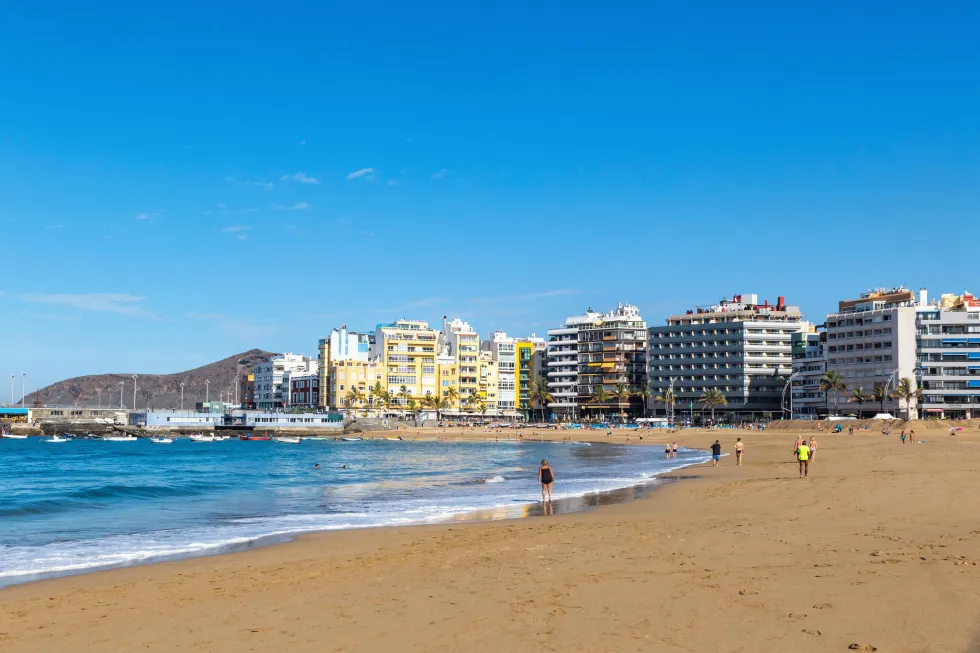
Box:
667 377 676 426
179 382 185 411
21 373 26 408
781 372 801 420
119 381 124 408
132 374 138 410
9 375 14 406
205 379 210 403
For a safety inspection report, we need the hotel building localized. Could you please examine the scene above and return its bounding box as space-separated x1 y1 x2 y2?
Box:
546 309 603 420
327 359 385 410
790 328 827 418
373 319 439 402
916 291 980 419
824 288 921 417
576 304 647 419
648 294 803 421
481 331 518 414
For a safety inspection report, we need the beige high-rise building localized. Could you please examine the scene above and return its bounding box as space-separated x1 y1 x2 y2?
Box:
327 359 385 411
478 351 498 413
373 319 439 402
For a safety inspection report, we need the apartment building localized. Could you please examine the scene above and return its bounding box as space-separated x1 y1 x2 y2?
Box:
576 304 647 419
373 319 439 401
648 294 803 422
546 309 603 420
439 317 480 402
288 374 319 408
253 353 318 410
328 360 385 410
825 288 920 416
791 328 827 418
317 325 372 408
481 331 518 414
515 336 546 416
916 291 980 419
478 351 499 413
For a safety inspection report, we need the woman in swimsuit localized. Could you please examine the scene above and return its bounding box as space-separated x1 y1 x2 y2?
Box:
665 444 671 460
538 459 554 502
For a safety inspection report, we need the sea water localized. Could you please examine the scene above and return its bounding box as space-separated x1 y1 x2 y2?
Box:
0 437 709 586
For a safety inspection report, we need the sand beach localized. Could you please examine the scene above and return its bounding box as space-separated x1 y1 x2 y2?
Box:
2 424 980 652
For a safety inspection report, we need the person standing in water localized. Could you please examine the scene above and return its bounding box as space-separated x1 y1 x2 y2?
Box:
665 443 671 459
735 437 744 465
672 442 678 459
796 440 811 478
538 459 554 503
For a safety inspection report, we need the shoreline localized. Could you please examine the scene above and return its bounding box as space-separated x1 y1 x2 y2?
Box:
5 427 980 652
0 434 707 589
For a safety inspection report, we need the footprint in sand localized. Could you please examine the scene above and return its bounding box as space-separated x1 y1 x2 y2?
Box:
788 613 807 619
848 645 877 652
812 603 832 610
802 629 821 636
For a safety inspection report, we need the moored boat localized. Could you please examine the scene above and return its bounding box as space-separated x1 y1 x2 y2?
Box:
102 435 139 442
45 435 69 443
189 434 216 443
240 435 272 441
150 437 173 444
341 437 363 442
274 436 301 444
0 433 29 439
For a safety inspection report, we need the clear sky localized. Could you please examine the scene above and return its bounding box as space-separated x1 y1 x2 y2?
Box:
1 1 978 395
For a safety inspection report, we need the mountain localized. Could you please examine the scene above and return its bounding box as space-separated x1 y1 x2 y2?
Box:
24 349 278 409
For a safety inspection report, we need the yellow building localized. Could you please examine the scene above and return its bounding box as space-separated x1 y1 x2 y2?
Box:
439 317 480 404
376 319 439 403
328 359 385 412
478 352 498 413
436 354 459 411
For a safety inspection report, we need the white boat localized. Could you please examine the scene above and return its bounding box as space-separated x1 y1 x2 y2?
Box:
102 435 139 442
341 437 363 442
383 436 403 441
275 437 301 444
45 436 69 443
1 433 29 439
150 437 173 444
189 434 217 443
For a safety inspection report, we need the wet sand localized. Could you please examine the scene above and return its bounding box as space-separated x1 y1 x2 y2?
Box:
2 426 980 652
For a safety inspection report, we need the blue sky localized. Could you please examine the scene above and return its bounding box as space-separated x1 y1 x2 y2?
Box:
1 1 978 394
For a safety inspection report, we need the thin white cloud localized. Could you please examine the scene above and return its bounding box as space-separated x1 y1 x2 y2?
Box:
221 226 251 233
184 312 277 341
386 180 399 186
281 172 320 185
225 177 274 191
134 209 164 223
273 202 310 211
358 231 376 238
237 235 248 241
17 293 153 318
346 168 376 181
209 204 260 216
45 224 64 230
297 140 306 146
431 168 448 179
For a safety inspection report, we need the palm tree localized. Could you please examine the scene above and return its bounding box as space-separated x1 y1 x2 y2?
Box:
849 386 869 418
699 388 727 424
397 385 410 408
527 379 554 422
443 385 459 416
819 371 848 415
892 377 923 420
466 391 484 414
479 402 488 420
634 382 653 419
612 382 632 423
406 398 420 426
375 390 391 417
590 386 612 420
872 385 889 415
423 394 449 421
345 387 365 415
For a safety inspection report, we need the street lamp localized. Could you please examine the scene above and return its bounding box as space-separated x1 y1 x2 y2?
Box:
179 382 185 411
9 375 14 406
781 372 801 419
21 373 26 408
132 374 138 410
119 381 125 408
668 377 676 426
205 379 210 403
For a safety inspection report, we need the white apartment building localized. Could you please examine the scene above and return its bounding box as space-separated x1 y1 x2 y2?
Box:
791 328 826 419
253 353 318 410
648 294 804 422
439 317 480 400
916 291 980 419
546 309 603 419
825 288 921 417
481 331 518 414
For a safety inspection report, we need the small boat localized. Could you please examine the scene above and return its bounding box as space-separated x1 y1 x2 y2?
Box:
383 436 403 441
341 437 363 442
1 433 29 439
240 435 272 441
150 437 173 444
274 437 301 444
102 435 139 442
189 434 216 443
45 436 69 443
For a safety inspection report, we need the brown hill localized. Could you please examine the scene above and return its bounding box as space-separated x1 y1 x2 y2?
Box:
25 349 278 409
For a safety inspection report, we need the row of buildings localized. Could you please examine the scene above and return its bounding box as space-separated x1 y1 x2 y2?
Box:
242 287 980 422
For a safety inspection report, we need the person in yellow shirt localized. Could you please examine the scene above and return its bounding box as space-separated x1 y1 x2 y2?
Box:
796 440 811 479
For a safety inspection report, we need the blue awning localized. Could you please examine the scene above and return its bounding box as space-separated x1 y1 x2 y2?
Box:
971 353 980 360
943 338 968 344
970 339 980 344
969 380 980 388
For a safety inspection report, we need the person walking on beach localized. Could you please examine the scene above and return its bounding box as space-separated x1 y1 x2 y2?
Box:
900 431 906 444
735 437 744 465
794 435 803 460
808 436 818 461
538 459 554 503
796 440 811 478
711 440 722 467
672 442 678 459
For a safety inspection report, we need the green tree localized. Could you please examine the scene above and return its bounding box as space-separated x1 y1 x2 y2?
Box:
527 379 554 422
590 385 612 420
406 398 421 426
871 385 889 415
656 386 676 422
345 387 365 415
397 385 411 408
819 371 848 415
443 385 459 412
891 377 923 420
423 394 449 421
699 388 727 424
849 386 869 417
612 381 632 422
634 381 653 419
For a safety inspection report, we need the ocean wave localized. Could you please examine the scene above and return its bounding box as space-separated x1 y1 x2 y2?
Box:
482 475 506 484
67 482 213 501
